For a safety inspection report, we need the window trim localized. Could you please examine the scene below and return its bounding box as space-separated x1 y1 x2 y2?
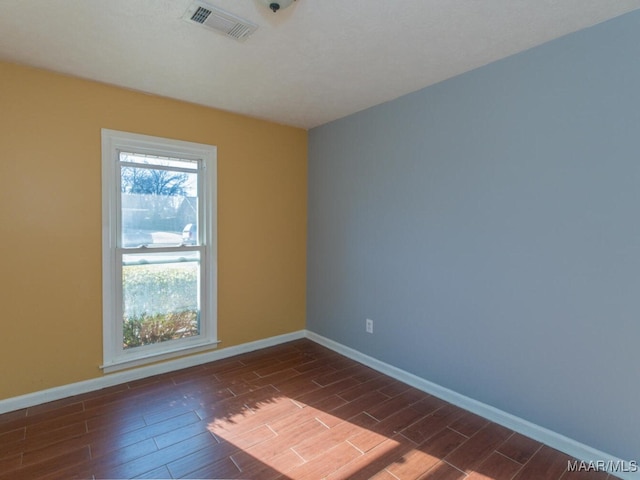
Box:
101 129 218 373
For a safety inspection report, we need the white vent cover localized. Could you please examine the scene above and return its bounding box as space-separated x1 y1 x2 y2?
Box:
183 1 258 42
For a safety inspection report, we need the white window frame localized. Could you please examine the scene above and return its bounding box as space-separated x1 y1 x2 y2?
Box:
101 129 218 373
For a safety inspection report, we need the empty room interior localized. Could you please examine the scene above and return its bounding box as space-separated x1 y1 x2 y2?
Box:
1 1 639 479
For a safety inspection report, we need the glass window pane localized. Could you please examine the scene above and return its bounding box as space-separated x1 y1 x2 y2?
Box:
120 165 199 247
122 252 200 350
120 151 198 170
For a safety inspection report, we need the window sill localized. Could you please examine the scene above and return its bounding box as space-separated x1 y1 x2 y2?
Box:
101 340 221 374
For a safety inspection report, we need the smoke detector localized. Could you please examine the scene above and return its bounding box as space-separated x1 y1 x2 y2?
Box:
259 0 296 13
183 1 258 42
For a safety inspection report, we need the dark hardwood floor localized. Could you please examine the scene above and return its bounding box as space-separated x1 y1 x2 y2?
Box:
0 339 614 479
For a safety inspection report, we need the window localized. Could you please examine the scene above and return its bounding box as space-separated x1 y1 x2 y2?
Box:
101 129 217 372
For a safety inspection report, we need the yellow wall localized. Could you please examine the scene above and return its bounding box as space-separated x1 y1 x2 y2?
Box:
0 61 307 399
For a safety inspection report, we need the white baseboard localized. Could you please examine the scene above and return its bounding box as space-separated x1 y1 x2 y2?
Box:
306 331 639 480
0 330 305 415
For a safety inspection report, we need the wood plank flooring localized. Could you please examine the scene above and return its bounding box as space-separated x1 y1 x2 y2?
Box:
0 339 616 479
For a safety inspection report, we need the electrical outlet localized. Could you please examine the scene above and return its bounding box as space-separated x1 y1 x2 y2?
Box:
366 318 373 334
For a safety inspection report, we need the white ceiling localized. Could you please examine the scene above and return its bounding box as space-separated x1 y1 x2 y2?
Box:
1 0 639 129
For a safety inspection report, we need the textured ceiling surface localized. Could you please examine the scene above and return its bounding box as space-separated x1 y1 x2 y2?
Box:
1 0 639 129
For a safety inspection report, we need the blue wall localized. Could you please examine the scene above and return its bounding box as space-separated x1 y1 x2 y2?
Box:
307 11 640 460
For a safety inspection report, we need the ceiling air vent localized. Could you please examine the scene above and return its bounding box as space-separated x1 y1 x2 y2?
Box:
183 1 258 42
